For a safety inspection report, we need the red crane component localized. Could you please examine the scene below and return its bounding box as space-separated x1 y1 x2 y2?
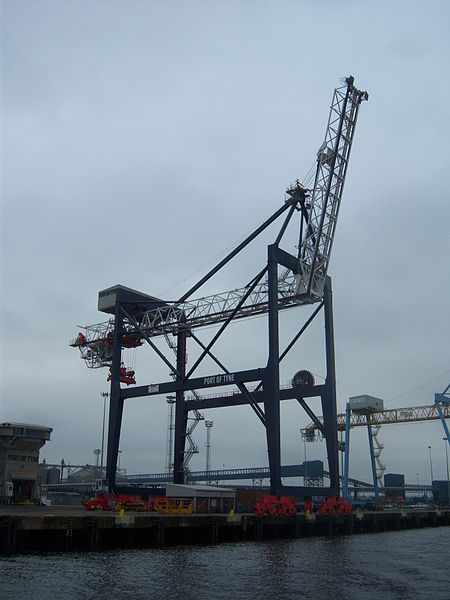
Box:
121 335 143 348
73 332 86 347
104 332 143 348
107 363 136 385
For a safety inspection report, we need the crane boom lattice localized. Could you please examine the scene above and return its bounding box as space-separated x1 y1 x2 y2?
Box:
291 76 368 299
72 77 368 372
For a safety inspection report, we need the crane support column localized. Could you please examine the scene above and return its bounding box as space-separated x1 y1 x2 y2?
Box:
366 416 380 502
174 321 188 484
435 387 450 443
343 402 351 500
106 302 124 491
321 276 339 497
264 244 282 495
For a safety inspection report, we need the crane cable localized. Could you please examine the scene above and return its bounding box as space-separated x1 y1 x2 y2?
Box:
156 225 258 297
156 162 318 299
386 368 450 403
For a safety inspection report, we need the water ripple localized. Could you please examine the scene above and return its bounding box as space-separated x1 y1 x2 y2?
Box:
1 528 449 599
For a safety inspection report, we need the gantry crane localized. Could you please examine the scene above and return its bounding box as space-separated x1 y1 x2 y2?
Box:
71 76 368 496
301 401 450 435
435 383 450 443
301 395 450 500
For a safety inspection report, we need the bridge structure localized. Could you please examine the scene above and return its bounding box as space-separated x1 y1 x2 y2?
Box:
123 466 433 498
41 462 434 502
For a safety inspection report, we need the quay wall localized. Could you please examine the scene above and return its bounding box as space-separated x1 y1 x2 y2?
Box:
1 507 449 554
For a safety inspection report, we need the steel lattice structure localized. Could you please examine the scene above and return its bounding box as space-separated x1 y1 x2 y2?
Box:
71 275 301 368
71 76 367 371
71 76 368 497
301 403 450 435
294 79 368 299
302 399 450 501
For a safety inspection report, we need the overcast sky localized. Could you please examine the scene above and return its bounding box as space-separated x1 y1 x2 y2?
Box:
1 1 449 487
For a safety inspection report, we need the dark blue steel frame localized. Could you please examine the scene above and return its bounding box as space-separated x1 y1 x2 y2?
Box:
87 76 369 500
104 203 339 499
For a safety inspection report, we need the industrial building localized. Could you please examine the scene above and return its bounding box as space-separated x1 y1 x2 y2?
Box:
384 473 405 498
0 422 52 503
165 483 235 513
432 480 450 505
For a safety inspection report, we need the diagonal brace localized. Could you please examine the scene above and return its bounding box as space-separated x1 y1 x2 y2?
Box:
186 266 268 379
121 306 180 378
178 199 296 303
189 330 266 425
296 395 326 438
253 301 324 394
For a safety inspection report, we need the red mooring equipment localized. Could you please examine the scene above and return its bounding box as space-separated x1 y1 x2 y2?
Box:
318 496 352 515
254 495 296 516
85 492 116 511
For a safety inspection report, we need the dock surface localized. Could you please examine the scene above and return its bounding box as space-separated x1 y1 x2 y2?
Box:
1 505 449 554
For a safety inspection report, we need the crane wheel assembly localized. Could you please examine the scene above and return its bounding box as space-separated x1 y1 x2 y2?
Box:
292 370 315 388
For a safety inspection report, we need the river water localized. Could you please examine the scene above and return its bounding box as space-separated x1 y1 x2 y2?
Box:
1 527 449 599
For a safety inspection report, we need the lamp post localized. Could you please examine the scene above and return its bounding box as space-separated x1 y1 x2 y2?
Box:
93 449 101 473
444 438 450 505
428 445 434 485
205 420 214 483
304 438 308 486
100 392 109 473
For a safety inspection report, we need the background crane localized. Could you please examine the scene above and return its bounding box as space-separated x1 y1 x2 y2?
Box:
301 393 450 500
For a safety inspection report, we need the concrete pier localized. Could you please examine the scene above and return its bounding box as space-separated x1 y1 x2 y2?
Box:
1 506 449 555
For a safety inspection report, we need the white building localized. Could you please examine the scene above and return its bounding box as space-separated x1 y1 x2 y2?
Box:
0 422 52 503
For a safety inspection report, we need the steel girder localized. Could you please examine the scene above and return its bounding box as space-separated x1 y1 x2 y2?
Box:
303 402 450 436
105 267 340 498
72 78 368 371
